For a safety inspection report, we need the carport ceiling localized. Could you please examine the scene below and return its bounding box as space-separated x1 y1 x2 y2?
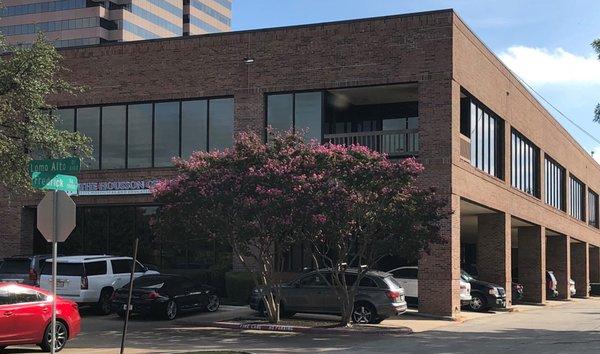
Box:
460 199 497 216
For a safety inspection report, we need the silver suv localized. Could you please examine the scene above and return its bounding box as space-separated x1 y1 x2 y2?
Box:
0 254 53 286
250 269 407 324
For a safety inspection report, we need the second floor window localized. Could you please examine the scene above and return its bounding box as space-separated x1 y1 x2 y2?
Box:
511 130 540 197
460 93 504 179
544 156 565 211
267 92 323 142
589 190 599 228
569 175 585 221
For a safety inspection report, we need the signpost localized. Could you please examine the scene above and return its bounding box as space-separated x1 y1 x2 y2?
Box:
32 158 79 354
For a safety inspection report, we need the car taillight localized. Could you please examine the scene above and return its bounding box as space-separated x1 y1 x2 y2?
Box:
81 276 88 290
386 290 401 301
147 291 159 300
460 284 467 290
29 268 37 282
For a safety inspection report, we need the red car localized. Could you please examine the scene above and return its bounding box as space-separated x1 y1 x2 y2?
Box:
0 282 81 352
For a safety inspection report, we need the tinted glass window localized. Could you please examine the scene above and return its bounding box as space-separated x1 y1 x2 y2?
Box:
392 268 417 279
208 98 234 151
154 102 180 167
85 261 107 276
41 263 85 276
77 107 100 169
298 273 327 287
55 109 75 132
101 105 126 169
0 287 11 305
267 94 293 134
12 287 43 304
181 100 207 158
0 259 30 274
295 92 322 142
127 104 152 168
111 259 132 274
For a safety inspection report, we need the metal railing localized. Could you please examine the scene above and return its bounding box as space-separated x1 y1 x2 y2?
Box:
323 129 419 157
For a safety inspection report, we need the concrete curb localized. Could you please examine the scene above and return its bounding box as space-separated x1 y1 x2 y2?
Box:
181 321 413 335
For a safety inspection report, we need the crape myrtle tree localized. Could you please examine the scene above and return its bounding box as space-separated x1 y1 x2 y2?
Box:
300 144 448 326
152 131 448 325
593 39 600 122
0 34 90 193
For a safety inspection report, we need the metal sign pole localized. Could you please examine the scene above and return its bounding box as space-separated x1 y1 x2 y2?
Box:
120 238 139 354
51 190 58 354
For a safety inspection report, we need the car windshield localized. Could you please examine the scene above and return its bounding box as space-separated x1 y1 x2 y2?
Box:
384 276 401 289
461 270 473 281
0 259 30 274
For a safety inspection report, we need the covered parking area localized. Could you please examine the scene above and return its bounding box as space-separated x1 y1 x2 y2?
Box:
459 198 599 307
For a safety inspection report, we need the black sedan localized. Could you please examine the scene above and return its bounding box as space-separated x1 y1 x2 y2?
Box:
111 274 220 320
461 270 506 312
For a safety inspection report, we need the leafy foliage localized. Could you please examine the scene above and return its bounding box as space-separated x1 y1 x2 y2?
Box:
593 39 600 122
152 131 448 325
0 35 90 193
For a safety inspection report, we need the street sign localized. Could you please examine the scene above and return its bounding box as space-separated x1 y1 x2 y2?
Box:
29 157 80 175
32 172 78 194
37 190 76 243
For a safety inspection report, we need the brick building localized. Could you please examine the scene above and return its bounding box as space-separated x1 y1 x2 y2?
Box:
1 9 599 317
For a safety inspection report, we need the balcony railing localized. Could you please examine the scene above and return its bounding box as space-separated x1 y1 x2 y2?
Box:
323 129 418 157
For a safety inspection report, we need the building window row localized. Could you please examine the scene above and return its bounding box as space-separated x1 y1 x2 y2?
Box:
569 175 586 221
460 93 504 179
210 0 232 10
130 4 182 36
1 17 100 36
147 0 183 18
54 37 100 48
121 21 161 40
190 0 231 26
544 156 565 211
55 98 234 170
0 0 92 17
188 15 222 33
511 130 540 197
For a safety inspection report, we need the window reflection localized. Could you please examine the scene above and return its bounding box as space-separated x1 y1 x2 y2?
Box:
209 98 234 151
154 102 180 167
101 105 126 169
76 107 100 170
128 104 153 168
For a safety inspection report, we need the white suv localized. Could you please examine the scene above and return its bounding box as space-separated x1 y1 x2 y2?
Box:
39 255 159 315
389 266 472 305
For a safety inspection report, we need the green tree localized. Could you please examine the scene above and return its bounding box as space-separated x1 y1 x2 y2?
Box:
0 35 90 193
593 39 600 122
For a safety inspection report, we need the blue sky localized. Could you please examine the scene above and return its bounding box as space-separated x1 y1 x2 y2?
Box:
232 0 600 158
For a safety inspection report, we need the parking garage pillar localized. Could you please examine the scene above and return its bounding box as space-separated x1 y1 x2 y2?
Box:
547 235 570 300
590 246 600 284
571 242 589 298
477 212 512 306
518 226 546 303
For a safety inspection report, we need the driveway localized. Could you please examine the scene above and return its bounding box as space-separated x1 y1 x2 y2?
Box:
5 299 600 353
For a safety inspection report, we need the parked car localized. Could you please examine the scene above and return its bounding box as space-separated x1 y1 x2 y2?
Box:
39 255 159 315
111 274 220 320
250 269 407 324
0 282 81 352
546 271 559 298
0 255 53 286
569 278 576 297
389 266 472 305
461 270 506 312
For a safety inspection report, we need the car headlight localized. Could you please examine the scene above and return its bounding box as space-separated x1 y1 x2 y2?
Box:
488 288 499 296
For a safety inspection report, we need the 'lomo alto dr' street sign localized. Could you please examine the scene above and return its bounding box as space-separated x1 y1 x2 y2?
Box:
31 172 78 194
29 157 80 175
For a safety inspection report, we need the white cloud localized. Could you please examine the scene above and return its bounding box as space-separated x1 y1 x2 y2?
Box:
592 147 600 163
498 46 600 86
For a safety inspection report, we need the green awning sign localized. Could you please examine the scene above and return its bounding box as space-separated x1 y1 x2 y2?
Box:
29 157 80 176
32 172 78 194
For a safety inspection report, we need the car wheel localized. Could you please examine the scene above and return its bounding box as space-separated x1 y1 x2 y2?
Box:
164 300 178 320
352 302 377 324
96 289 113 315
206 294 220 312
39 320 68 352
469 294 488 312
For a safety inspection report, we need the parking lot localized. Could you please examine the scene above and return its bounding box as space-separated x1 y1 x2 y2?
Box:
3 297 600 353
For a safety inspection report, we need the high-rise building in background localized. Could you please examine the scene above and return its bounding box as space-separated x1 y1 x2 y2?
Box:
0 0 232 48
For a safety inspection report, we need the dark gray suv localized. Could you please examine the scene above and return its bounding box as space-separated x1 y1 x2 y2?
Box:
250 269 407 324
0 255 53 286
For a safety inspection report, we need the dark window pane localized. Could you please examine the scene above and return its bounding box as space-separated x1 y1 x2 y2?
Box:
83 208 108 255
181 100 207 158
41 263 84 276
0 287 11 305
56 109 74 132
127 104 152 168
208 98 234 151
295 92 322 142
0 259 30 274
111 260 131 274
77 107 100 169
85 261 107 276
136 206 160 266
267 94 293 134
101 105 126 169
154 102 180 167
108 206 135 257
12 288 42 304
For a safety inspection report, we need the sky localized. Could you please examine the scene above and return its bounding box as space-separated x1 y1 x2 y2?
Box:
231 0 600 159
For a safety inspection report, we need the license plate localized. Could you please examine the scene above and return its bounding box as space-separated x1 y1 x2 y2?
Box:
123 304 133 311
56 282 65 288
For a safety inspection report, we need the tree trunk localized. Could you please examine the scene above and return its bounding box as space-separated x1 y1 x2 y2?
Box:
338 288 353 327
263 290 280 324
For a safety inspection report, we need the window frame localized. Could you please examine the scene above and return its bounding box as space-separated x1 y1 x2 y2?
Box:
510 129 540 198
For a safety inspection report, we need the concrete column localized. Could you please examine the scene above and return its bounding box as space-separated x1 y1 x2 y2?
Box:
547 235 570 300
570 241 589 298
418 194 461 318
518 226 546 303
590 246 600 284
476 212 512 306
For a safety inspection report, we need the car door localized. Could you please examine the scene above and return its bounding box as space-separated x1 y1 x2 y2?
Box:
284 272 336 314
8 287 49 342
170 278 193 310
41 262 85 297
110 259 135 289
0 285 17 343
